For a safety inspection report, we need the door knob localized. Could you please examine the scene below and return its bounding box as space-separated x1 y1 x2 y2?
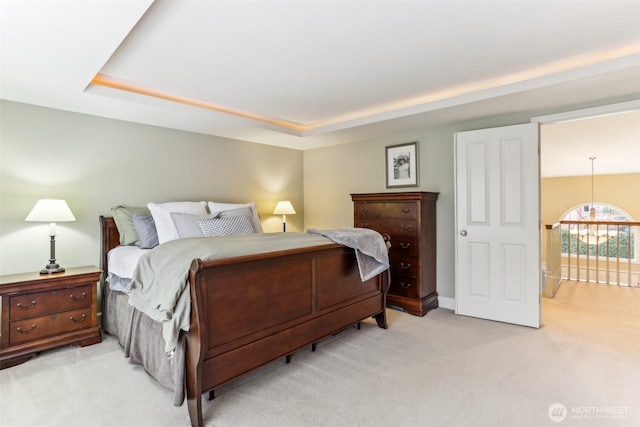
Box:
460 230 468 236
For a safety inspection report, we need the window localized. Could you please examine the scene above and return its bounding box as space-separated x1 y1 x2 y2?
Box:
560 203 636 260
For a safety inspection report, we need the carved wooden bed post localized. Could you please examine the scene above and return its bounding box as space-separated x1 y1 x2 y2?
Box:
186 260 205 427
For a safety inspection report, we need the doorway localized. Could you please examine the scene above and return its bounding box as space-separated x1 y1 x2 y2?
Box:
536 101 640 299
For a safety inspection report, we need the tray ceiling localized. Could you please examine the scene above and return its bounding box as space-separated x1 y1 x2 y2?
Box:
2 0 639 175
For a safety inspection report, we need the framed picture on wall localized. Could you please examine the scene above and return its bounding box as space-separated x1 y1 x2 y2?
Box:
386 141 419 188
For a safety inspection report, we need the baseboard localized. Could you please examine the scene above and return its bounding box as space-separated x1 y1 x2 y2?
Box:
438 296 455 310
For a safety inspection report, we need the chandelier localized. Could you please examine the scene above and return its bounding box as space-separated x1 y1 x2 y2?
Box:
569 157 617 246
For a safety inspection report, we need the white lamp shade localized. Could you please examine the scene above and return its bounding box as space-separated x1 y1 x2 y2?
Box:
273 201 296 215
25 199 76 222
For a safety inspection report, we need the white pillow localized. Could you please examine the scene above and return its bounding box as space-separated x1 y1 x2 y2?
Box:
147 201 208 244
207 201 263 233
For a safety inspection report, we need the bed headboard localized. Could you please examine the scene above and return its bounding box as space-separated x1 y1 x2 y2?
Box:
99 216 120 275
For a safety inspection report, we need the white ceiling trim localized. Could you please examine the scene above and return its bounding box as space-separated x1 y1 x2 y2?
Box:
87 46 640 138
532 99 640 125
90 73 307 135
304 52 640 137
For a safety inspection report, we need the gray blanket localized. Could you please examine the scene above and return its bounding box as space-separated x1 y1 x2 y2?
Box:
125 232 334 354
307 228 390 281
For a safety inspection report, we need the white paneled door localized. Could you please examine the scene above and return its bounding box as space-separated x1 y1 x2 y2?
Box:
455 123 540 327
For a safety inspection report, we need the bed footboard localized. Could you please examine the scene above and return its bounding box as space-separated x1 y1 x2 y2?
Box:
99 215 388 427
185 245 388 427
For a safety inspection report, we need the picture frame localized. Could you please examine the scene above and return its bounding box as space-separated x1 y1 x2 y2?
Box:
386 141 419 188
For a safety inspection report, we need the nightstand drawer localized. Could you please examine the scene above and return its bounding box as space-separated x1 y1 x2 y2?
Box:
355 202 417 219
9 284 92 320
355 219 417 237
9 307 92 345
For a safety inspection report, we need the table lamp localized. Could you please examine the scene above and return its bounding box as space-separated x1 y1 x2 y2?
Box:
25 198 76 274
273 201 296 232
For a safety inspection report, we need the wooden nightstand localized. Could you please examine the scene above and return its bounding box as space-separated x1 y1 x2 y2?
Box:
0 266 102 369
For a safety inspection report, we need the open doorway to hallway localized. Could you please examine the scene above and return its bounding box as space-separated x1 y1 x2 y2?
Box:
539 105 640 303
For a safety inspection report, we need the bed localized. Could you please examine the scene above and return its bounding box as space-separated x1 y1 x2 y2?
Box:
99 207 389 427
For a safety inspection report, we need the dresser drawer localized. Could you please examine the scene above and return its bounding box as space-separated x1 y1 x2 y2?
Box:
389 276 418 298
355 202 417 219
9 284 92 320
390 256 418 277
389 237 417 257
9 307 92 345
355 219 417 237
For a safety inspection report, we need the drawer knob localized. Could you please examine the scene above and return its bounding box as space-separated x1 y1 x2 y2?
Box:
361 207 369 213
400 263 412 269
16 301 36 310
402 208 410 213
69 314 87 323
360 223 370 228
400 282 412 289
400 224 412 231
16 324 37 334
400 242 411 249
69 292 87 301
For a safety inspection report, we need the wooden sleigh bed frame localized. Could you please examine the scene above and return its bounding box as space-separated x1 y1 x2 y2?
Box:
100 216 389 427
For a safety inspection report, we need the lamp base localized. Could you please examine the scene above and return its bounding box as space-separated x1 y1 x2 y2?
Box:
40 262 65 275
40 235 65 274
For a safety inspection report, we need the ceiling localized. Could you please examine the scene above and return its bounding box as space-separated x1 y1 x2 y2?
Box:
1 0 639 176
540 109 640 177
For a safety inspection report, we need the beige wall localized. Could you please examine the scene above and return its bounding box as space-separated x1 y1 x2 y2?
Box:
541 173 640 225
303 105 640 302
3 97 637 298
303 113 541 301
0 101 303 275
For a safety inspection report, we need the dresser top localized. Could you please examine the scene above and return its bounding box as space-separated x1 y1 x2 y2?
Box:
351 191 439 201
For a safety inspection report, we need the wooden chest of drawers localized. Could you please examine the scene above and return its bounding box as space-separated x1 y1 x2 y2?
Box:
352 192 438 316
0 266 102 368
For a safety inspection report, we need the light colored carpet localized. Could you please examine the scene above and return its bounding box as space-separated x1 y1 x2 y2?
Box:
1 281 638 426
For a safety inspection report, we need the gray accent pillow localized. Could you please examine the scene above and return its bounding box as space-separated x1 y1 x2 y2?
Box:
207 202 263 233
216 207 255 222
132 214 159 249
170 213 216 238
111 205 151 246
147 201 208 244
